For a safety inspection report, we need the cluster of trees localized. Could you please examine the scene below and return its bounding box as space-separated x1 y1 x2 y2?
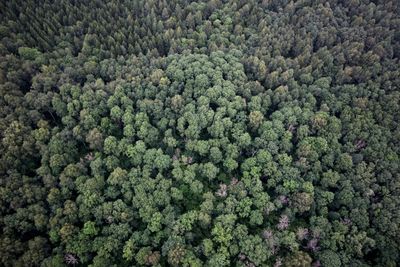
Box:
1 0 399 266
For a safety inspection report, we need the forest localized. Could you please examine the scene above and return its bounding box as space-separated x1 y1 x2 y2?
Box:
0 0 399 266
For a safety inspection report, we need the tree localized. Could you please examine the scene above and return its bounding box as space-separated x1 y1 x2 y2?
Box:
318 250 341 267
86 128 103 150
18 47 41 60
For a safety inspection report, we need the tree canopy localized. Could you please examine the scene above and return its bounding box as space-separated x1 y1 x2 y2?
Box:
1 0 399 266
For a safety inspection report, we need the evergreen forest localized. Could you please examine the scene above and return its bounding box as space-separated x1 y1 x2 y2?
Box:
0 0 400 266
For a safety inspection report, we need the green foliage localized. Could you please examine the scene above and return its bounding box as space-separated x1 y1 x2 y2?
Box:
318 250 341 267
285 251 313 267
18 46 41 60
83 221 98 236
0 0 399 266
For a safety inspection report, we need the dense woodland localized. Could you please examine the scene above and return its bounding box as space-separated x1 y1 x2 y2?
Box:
1 0 400 266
